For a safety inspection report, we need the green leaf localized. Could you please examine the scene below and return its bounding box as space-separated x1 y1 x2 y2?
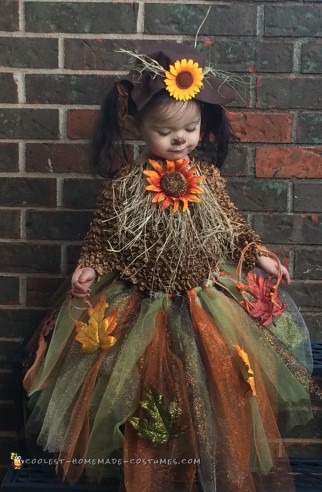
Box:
128 384 186 447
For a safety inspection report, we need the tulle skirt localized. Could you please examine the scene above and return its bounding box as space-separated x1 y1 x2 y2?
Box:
24 266 316 492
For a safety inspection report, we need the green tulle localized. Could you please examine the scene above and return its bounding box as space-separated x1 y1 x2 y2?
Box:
26 267 315 488
85 295 167 481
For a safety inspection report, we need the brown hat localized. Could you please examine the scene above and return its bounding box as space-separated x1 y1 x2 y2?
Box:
119 42 236 111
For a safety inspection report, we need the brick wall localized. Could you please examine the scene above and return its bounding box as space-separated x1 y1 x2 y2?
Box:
1 0 322 471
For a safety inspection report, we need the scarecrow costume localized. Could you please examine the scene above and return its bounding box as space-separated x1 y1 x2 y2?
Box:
24 43 319 492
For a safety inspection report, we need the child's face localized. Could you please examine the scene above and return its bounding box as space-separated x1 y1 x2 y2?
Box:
139 99 201 161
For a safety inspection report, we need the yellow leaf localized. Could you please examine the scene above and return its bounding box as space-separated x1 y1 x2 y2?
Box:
234 345 254 375
75 297 117 353
247 377 257 397
234 344 256 397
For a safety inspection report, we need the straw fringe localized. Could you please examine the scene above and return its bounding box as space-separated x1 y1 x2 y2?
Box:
102 161 244 292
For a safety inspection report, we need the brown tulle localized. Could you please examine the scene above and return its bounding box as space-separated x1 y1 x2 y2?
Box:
188 289 295 491
123 306 198 492
23 334 48 392
187 289 256 492
56 289 143 485
57 349 107 484
111 289 143 339
23 330 75 392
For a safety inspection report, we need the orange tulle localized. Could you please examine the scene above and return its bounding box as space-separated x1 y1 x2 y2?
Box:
57 349 107 484
187 289 256 492
23 333 48 392
189 287 295 491
123 307 198 492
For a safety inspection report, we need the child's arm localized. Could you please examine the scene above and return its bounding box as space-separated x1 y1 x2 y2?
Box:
71 183 117 298
256 255 291 285
71 266 96 298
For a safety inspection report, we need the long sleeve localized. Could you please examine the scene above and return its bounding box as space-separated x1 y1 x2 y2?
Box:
77 159 262 292
77 181 117 276
201 163 261 270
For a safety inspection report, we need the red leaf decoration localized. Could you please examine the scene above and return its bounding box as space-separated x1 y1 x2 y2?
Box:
237 272 285 326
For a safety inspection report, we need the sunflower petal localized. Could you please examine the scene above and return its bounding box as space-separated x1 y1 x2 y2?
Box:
166 160 175 172
146 184 161 192
186 195 201 202
143 170 161 179
146 176 161 186
148 159 164 174
172 200 179 213
162 197 172 209
195 175 206 182
188 186 203 193
151 192 165 203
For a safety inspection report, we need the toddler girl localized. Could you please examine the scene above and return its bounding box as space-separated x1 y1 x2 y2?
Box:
24 42 318 492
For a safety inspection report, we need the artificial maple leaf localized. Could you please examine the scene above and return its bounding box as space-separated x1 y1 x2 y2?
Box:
247 377 257 397
234 345 254 376
129 384 186 447
234 345 257 397
75 297 117 353
237 271 285 326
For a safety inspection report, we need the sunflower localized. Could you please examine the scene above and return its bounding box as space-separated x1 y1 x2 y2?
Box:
164 59 204 101
143 158 205 213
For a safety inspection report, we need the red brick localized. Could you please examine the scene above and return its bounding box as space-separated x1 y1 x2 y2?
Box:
253 213 322 245
256 147 322 178
0 308 45 338
0 1 19 31
67 109 98 140
0 243 61 274
0 277 19 305
0 73 18 103
294 248 322 280
227 179 288 211
0 211 20 239
0 178 56 207
66 245 82 273
26 143 91 173
229 112 292 143
26 277 65 307
288 281 322 310
63 179 104 209
26 210 93 240
0 144 18 172
219 146 247 176
67 109 140 140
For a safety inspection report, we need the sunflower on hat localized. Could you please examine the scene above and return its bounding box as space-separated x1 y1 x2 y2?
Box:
164 59 204 101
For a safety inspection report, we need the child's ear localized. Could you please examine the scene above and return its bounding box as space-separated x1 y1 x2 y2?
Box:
120 114 142 139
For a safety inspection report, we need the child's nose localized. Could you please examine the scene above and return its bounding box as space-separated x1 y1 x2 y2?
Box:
171 136 186 146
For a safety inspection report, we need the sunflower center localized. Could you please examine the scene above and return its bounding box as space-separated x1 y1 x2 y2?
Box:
160 172 188 197
176 71 194 89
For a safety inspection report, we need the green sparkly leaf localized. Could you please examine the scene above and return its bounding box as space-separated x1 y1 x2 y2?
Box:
128 384 186 447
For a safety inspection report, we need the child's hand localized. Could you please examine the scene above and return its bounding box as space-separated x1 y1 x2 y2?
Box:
71 267 96 298
256 255 291 285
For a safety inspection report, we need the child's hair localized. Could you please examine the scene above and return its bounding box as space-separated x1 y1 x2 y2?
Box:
92 83 233 177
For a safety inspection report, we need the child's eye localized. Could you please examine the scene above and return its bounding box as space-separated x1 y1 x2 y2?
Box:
157 131 171 137
186 127 196 133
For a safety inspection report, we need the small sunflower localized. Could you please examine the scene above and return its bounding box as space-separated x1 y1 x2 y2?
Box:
143 158 205 213
164 59 204 101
